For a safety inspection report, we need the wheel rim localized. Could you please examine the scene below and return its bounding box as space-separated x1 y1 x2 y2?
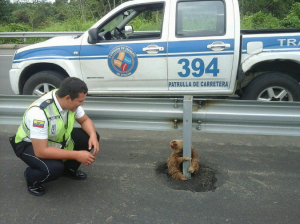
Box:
32 83 57 96
257 86 293 102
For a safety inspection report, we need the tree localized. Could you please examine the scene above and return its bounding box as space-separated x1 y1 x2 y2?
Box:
281 2 300 28
0 0 13 23
239 0 300 19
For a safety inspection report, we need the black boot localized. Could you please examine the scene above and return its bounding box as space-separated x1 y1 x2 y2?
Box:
63 168 87 180
24 171 45 196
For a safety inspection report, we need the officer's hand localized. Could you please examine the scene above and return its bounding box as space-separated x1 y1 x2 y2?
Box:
76 151 96 166
88 135 100 156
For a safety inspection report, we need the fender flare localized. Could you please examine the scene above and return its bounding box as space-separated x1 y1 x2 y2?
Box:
241 52 300 73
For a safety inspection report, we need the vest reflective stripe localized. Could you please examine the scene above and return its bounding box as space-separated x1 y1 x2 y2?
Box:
20 116 30 137
48 141 63 149
15 90 76 151
44 98 62 142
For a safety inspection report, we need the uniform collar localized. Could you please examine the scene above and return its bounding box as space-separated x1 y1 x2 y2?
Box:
52 90 64 113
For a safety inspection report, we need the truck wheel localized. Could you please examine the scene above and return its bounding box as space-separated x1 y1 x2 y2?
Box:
23 71 66 96
242 73 300 102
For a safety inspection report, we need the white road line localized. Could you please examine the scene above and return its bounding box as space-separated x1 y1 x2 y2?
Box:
0 55 13 57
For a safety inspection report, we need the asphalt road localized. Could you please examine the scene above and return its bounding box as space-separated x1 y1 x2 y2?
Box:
0 49 16 95
1 124 300 224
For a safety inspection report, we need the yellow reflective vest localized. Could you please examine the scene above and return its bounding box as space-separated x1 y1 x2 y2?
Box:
15 90 75 151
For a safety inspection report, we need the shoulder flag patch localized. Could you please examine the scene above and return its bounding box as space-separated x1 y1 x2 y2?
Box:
33 120 45 128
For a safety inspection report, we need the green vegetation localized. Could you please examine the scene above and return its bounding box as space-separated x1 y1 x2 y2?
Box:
240 1 300 29
241 2 300 29
0 0 300 44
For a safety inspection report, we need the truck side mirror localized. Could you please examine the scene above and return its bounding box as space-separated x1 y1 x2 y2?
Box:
125 25 133 35
88 28 99 44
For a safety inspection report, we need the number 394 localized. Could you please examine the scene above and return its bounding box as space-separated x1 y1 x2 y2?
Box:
178 58 219 77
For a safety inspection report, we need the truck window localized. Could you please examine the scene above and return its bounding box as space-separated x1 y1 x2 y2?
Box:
98 3 164 41
176 0 225 37
128 8 163 33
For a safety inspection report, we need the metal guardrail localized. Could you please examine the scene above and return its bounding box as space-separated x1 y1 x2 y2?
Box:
1 94 299 178
1 95 299 136
0 32 84 43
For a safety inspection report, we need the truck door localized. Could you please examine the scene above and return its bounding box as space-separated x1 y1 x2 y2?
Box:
79 1 169 94
167 0 239 95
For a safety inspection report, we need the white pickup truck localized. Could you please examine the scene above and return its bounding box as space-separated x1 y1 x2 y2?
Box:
9 0 300 101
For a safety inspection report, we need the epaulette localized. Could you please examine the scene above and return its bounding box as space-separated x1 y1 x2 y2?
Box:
39 99 54 109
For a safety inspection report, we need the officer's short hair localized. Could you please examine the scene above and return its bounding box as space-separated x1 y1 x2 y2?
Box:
56 77 88 100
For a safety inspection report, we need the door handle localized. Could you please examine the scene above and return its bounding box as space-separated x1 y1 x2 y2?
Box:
142 45 164 54
207 41 230 51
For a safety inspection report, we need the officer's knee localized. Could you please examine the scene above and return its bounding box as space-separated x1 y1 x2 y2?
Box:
48 160 65 180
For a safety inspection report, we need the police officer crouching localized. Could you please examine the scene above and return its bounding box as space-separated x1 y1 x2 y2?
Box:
9 77 100 196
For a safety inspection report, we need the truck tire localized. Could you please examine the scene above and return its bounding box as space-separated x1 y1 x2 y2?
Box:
23 71 66 96
242 73 300 102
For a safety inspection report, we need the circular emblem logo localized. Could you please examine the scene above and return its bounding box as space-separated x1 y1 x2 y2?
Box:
108 46 138 77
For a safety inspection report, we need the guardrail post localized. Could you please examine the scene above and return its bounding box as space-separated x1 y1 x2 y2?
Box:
183 95 193 179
